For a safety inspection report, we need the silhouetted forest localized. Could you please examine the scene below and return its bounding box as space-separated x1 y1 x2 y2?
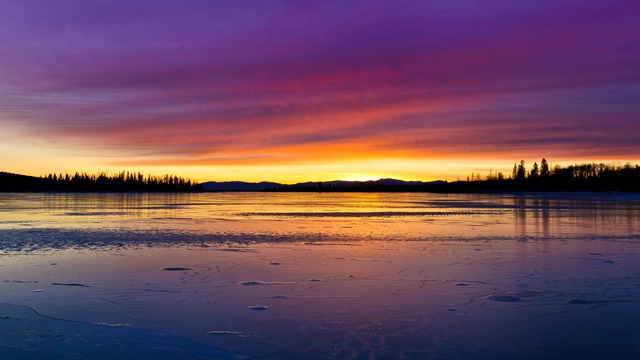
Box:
454 159 640 193
2 159 639 193
266 159 640 193
0 171 201 192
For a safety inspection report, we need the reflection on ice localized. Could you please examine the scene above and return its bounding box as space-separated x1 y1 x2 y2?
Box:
1 193 640 358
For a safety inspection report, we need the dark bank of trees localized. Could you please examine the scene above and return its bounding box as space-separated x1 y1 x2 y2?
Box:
455 159 640 193
2 159 639 193
0 171 202 192
266 159 640 193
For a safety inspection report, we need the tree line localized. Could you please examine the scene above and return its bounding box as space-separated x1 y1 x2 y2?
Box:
265 158 640 193
2 159 638 193
459 158 640 192
0 171 202 192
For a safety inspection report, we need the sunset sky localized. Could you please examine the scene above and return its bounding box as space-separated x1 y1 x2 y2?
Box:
1 0 639 183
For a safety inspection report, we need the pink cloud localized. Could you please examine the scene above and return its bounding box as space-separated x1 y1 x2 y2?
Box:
1 0 639 170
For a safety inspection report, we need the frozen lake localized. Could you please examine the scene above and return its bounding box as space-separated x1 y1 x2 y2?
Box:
1 192 639 359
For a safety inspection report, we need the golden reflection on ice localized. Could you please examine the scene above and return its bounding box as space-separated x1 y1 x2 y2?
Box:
1 193 640 358
1 193 639 243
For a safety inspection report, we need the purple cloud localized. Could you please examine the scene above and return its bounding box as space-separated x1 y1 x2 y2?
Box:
1 0 639 174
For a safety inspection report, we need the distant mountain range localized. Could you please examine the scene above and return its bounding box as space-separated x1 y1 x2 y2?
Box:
200 181 283 191
201 178 446 191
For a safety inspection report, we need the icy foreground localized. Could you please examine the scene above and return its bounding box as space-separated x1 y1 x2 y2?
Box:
1 193 639 359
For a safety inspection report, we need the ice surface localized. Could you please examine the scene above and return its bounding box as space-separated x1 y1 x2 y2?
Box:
0 302 245 359
161 267 193 271
1 193 640 359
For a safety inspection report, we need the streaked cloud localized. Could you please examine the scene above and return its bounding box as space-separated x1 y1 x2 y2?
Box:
1 0 639 181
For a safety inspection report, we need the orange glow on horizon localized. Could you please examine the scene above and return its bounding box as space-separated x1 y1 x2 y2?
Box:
6 144 640 185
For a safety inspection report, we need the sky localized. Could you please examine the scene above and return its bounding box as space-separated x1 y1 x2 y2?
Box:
1 0 639 183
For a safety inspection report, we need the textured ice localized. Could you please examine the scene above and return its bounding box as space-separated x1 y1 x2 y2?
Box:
1 193 640 359
239 280 296 286
0 303 245 359
207 330 242 335
51 283 89 287
486 294 520 302
94 322 131 327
